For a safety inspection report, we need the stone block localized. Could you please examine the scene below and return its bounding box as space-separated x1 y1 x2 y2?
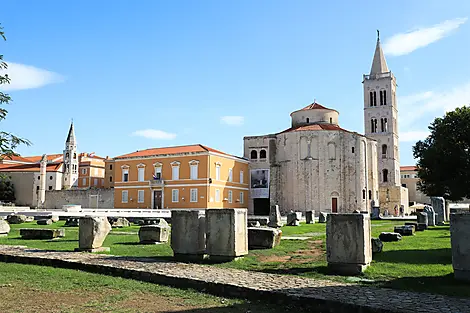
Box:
450 213 470 281
206 208 248 261
417 212 428 226
268 205 283 228
36 219 52 226
305 210 315 224
379 232 402 242
139 224 170 244
108 217 130 228
394 225 415 236
326 213 372 275
319 212 328 223
424 206 436 226
64 218 79 227
371 238 383 253
171 210 206 260
247 220 260 227
62 204 81 212
286 211 301 226
417 223 427 231
20 228 65 239
248 227 282 249
431 196 445 224
247 216 269 226
7 214 27 224
0 220 10 235
77 216 111 250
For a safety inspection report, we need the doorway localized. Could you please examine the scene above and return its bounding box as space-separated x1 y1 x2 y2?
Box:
153 190 162 209
253 198 270 215
331 197 338 213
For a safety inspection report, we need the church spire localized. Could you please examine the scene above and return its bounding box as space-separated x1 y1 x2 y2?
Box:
66 121 76 144
370 30 389 75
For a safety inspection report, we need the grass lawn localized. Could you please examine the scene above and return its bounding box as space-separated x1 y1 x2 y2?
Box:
1 219 469 297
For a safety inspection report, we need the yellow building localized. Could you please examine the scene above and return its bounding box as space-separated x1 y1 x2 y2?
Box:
77 153 106 189
104 157 115 189
113 144 249 209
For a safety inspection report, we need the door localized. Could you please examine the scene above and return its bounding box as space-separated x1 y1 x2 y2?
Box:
253 198 270 215
153 190 162 209
331 197 338 213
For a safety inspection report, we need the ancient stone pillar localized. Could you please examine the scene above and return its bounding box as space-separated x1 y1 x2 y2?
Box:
170 209 206 261
450 213 470 282
75 216 111 252
305 210 315 224
37 154 47 208
431 197 445 225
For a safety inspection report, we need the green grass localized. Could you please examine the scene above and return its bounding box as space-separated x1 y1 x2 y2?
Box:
1 219 469 298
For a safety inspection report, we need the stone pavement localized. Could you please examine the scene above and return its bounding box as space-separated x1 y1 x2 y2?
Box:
0 245 469 313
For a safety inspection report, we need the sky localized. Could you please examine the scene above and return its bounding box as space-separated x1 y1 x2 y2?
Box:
1 0 470 166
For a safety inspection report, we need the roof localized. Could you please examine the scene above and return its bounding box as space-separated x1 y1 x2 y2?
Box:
0 163 62 172
0 155 34 163
24 154 63 163
114 144 240 160
290 102 339 116
370 38 389 75
401 166 417 171
66 122 76 144
279 123 354 134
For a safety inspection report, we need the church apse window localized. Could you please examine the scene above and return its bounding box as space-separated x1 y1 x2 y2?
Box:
382 144 387 159
383 169 389 183
306 118 309 123
250 150 258 160
369 91 377 107
259 149 267 159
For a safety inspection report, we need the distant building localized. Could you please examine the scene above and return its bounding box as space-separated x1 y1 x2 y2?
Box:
112 144 249 209
400 166 431 205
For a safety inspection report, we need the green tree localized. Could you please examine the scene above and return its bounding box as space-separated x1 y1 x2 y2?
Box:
0 23 31 158
413 106 470 201
0 173 15 202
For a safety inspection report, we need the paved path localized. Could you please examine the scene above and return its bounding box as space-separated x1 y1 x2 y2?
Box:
0 245 468 313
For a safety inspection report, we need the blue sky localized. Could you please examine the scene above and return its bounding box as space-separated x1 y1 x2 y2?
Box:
1 0 470 166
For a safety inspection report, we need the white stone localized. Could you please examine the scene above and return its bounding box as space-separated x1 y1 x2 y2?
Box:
171 210 206 259
78 216 111 249
206 208 248 261
0 220 10 235
450 213 470 281
139 223 170 243
431 197 446 224
268 205 283 228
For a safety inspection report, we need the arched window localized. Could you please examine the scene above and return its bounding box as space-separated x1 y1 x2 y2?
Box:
368 190 372 200
250 150 258 159
259 149 267 159
383 169 389 183
306 118 310 123
65 152 69 159
371 118 377 133
73 153 77 159
382 144 387 159
369 91 377 107
362 189 366 200
381 118 388 132
329 117 333 123
380 90 387 105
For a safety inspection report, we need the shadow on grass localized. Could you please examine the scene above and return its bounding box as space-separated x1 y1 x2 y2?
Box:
427 226 450 231
373 248 452 265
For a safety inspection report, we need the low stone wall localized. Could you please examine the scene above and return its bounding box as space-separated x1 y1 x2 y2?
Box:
44 189 114 210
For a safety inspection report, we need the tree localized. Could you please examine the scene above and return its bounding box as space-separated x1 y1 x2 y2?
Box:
413 106 470 201
0 173 15 202
0 23 31 158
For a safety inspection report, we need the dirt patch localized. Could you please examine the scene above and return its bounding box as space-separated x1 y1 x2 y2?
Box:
257 255 292 263
257 240 325 264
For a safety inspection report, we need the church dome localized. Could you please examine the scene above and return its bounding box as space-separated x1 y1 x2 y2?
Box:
290 102 339 128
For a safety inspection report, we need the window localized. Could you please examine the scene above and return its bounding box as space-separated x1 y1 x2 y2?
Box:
381 118 388 132
138 190 144 203
138 167 145 182
38 176 40 180
250 150 258 159
352 147 355 153
48 186 52 191
329 117 332 123
240 171 244 183
362 189 366 200
190 164 198 180
172 164 180 180
36 186 39 191
122 190 128 203
49 176 53 180
110 164 113 170
228 168 233 182
190 188 198 202
228 190 233 203
82 178 86 186
370 91 377 106
240 191 244 204
368 190 372 200
94 178 98 186
402 184 407 188
172 189 179 202
73 153 76 159
215 165 221 181
382 144 387 159
82 168 87 175
154 166 162 180
109 176 113 182
380 90 387 105
371 118 378 133
259 149 267 159
306 118 309 123
215 189 221 202
383 169 389 183
122 168 129 182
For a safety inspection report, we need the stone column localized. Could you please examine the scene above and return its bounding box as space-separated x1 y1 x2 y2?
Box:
305 210 315 224
431 197 445 225
170 209 206 261
326 213 372 275
75 216 111 253
37 154 47 208
450 213 470 281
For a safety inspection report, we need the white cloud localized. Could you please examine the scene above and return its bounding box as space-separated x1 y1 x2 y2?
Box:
132 129 176 140
0 61 64 91
220 115 244 126
383 17 467 56
400 130 430 142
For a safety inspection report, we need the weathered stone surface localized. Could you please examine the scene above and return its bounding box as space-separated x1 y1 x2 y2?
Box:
371 206 380 219
206 208 248 261
77 216 111 250
49 215 60 223
248 227 282 249
64 218 79 227
20 228 65 239
247 220 260 227
394 225 414 236
7 214 27 224
378 232 402 242
424 206 436 226
139 224 170 244
450 213 470 282
417 212 428 226
0 220 10 235
268 205 283 228
108 217 130 228
319 212 328 223
36 219 52 226
248 217 269 226
431 196 446 224
417 223 427 231
286 211 301 226
138 218 166 226
305 210 315 224
171 210 205 259
326 213 372 275
371 238 383 254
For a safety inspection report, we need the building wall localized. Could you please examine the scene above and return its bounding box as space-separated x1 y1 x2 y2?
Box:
401 169 431 204
104 159 115 189
43 188 114 209
378 185 410 215
7 172 35 207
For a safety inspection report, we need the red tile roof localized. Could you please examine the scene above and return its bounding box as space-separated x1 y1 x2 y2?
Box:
24 154 63 163
115 144 237 160
401 166 417 171
291 102 339 115
279 123 351 134
0 163 62 172
0 155 34 163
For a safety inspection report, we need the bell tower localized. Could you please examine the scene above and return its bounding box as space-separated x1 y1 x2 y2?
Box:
62 121 79 189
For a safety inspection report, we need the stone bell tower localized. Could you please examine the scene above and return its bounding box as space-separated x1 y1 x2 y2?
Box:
362 31 408 214
62 121 79 189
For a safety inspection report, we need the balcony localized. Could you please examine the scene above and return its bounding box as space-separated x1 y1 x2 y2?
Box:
149 179 164 187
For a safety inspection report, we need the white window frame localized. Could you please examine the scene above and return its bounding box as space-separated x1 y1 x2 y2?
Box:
121 190 128 203
154 164 162 180
240 191 244 204
190 164 198 180
171 161 180 180
215 164 221 181
190 188 198 202
172 189 179 202
122 166 129 182
240 171 244 184
138 190 145 203
215 189 221 202
228 168 233 182
228 190 233 203
138 167 145 182
81 168 87 175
